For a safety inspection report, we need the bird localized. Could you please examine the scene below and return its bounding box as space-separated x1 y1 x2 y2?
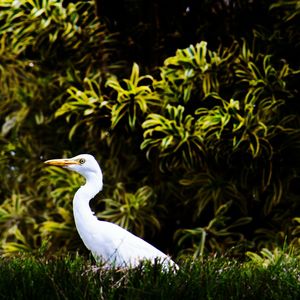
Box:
44 154 177 270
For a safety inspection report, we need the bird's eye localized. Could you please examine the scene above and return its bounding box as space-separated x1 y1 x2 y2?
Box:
79 158 85 164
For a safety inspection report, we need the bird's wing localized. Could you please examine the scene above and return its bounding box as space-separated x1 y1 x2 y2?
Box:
91 221 173 267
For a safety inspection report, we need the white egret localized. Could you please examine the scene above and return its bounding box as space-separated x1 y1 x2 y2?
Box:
44 154 177 269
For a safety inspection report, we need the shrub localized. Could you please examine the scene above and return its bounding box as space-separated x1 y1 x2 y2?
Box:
0 0 299 258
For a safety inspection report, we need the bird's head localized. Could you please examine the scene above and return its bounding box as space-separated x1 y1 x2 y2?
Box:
44 154 102 180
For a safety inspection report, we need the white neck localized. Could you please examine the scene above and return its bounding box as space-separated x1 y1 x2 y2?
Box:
72 171 103 243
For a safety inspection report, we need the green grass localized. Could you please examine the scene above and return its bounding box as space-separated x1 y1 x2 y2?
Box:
0 254 299 300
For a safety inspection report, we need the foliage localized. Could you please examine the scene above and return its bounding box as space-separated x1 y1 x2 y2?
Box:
55 75 110 140
1 254 300 299
141 104 204 169
0 0 113 70
98 183 161 237
176 201 252 258
0 0 117 255
0 0 299 260
106 63 159 130
246 247 291 268
0 193 39 254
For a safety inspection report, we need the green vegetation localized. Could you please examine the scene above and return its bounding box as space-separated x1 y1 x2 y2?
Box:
1 252 300 299
0 0 299 267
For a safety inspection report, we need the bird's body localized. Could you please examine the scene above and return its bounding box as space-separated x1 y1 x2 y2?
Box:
45 154 176 269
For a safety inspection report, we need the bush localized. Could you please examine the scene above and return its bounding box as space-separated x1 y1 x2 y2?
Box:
0 0 299 258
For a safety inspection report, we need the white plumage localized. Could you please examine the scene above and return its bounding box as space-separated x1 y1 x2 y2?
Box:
45 154 176 269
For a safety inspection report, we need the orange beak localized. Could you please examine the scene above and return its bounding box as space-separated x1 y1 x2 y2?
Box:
44 158 80 166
